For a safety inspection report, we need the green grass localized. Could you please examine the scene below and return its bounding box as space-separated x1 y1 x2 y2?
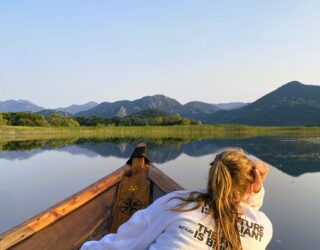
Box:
0 124 320 141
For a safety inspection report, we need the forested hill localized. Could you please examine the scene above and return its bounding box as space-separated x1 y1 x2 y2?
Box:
208 81 320 126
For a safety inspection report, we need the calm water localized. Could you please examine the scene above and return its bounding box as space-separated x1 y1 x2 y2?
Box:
0 137 319 250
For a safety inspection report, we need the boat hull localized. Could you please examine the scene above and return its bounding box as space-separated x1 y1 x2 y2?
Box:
0 144 183 250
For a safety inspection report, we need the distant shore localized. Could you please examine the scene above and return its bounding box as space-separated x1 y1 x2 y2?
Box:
0 125 319 140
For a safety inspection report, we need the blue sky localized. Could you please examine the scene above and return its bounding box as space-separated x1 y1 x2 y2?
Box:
1 0 319 108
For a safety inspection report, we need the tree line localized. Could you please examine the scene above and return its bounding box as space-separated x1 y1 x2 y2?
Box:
0 112 80 127
0 111 199 127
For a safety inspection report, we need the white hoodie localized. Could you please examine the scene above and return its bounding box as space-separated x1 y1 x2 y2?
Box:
81 187 272 250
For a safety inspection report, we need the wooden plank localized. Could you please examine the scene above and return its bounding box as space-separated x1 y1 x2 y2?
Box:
148 164 184 194
10 186 118 250
110 157 150 233
132 156 147 174
0 166 128 250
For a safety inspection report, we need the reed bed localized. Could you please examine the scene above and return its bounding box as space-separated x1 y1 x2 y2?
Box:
0 124 319 141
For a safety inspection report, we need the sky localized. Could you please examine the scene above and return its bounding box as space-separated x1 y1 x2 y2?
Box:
1 0 320 108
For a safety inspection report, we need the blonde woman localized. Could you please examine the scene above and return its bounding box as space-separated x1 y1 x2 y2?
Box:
81 149 272 250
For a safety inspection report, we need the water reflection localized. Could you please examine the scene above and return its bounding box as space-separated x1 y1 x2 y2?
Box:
1 137 319 176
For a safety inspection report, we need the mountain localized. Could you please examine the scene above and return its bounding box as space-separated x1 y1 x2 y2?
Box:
178 101 220 121
76 95 183 118
215 102 249 110
76 95 224 120
0 100 43 112
36 109 71 117
56 101 98 114
208 81 320 126
128 109 170 119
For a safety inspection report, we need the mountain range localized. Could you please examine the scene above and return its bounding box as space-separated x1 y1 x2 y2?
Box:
0 97 246 121
75 95 238 120
1 81 320 125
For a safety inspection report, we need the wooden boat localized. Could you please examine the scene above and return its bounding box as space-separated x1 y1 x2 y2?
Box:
0 143 183 250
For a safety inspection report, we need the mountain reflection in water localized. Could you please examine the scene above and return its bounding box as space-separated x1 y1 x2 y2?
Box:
0 136 319 177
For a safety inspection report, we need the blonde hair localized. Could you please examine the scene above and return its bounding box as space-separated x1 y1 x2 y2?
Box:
170 149 255 250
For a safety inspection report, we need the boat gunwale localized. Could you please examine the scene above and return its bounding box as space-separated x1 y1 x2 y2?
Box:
148 163 184 193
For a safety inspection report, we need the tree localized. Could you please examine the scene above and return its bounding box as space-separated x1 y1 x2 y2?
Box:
0 114 7 125
2 112 49 126
47 114 80 127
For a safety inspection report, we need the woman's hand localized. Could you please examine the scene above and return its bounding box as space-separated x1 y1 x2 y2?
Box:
253 160 269 182
252 160 269 193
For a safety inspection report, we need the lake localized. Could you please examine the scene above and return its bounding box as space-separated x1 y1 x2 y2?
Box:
0 136 319 250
